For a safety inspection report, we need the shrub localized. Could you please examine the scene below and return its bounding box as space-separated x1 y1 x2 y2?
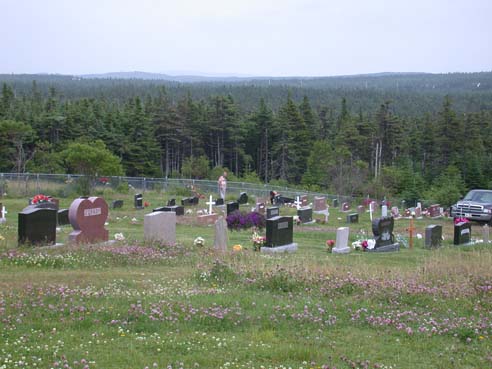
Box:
226 211 265 231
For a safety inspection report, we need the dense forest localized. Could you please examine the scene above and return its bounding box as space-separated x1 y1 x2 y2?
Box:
1 72 491 205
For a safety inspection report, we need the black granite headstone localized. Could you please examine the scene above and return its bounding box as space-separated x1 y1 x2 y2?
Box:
215 198 224 206
167 198 176 206
238 192 248 205
371 216 399 252
266 207 280 219
153 205 185 216
332 198 339 208
425 224 442 248
111 200 124 209
134 194 143 209
265 216 293 247
454 222 471 245
346 213 359 224
192 196 199 205
297 207 313 223
34 202 58 210
18 207 57 246
277 196 295 205
226 201 240 215
181 197 194 206
57 209 70 226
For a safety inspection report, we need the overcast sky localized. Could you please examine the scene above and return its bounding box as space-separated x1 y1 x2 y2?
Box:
2 0 491 76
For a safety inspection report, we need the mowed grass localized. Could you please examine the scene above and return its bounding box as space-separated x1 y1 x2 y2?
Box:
0 191 491 369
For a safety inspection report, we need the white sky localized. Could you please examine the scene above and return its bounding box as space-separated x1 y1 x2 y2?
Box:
1 0 491 76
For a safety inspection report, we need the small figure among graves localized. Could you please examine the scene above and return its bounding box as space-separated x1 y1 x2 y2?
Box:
218 171 228 200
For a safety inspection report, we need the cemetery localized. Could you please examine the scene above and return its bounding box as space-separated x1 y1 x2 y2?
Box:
0 185 491 368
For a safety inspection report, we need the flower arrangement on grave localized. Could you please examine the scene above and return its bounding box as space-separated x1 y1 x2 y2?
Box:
144 201 150 208
454 217 469 225
232 244 243 252
226 211 265 231
114 233 125 241
252 229 266 251
194 236 205 247
99 177 109 185
326 239 335 252
32 194 50 204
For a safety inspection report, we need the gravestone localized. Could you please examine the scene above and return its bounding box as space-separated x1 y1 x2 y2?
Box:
181 197 194 206
69 197 109 244
215 198 224 206
371 216 400 252
403 209 411 217
214 216 228 252
391 206 400 218
153 205 184 216
266 207 280 219
134 194 143 209
167 198 176 206
263 216 297 253
192 196 200 205
276 196 295 205
414 207 422 218
144 211 176 245
332 198 339 208
483 224 490 244
313 197 327 212
18 207 57 246
297 207 313 223
238 192 248 205
357 205 365 214
453 222 471 245
341 202 350 212
381 205 388 217
255 202 266 215
198 213 218 226
111 200 124 209
57 209 70 226
33 202 58 210
226 201 240 215
346 213 359 223
425 224 442 249
428 204 440 218
332 227 350 254
0 203 6 223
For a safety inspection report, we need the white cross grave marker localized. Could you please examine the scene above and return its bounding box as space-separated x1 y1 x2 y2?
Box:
206 195 214 215
369 202 374 222
295 196 302 210
1 206 6 219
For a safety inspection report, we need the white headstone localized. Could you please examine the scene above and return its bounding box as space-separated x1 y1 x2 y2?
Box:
333 227 351 254
391 206 399 217
206 195 214 215
381 205 388 217
483 224 490 244
214 216 228 252
417 202 422 209
369 202 375 221
144 211 176 245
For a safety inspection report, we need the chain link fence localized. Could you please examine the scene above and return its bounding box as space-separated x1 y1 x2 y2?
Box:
0 172 419 208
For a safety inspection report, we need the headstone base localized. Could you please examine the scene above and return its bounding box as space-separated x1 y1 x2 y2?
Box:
197 213 219 226
260 243 298 254
369 243 400 252
332 246 350 254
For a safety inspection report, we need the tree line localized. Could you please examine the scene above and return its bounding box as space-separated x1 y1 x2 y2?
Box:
1 75 491 206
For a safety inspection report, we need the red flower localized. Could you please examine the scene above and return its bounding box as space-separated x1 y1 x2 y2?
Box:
326 240 335 247
144 201 150 207
32 194 49 204
361 240 368 249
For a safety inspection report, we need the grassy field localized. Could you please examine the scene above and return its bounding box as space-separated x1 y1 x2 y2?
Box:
0 191 491 369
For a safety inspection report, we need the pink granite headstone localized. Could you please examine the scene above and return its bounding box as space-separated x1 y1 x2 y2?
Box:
313 197 327 212
69 197 109 244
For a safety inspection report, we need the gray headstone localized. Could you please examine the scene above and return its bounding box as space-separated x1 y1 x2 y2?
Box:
425 224 442 249
333 227 350 254
391 206 400 217
266 207 280 219
313 196 327 212
297 207 313 223
144 211 176 245
346 213 359 223
381 205 388 217
214 216 228 251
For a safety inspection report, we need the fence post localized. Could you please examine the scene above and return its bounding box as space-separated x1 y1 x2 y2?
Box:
143 177 146 193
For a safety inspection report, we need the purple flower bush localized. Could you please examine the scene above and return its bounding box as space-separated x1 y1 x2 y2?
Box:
226 211 265 231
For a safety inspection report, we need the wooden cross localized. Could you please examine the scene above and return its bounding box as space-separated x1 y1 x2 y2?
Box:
206 195 214 215
407 211 416 249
